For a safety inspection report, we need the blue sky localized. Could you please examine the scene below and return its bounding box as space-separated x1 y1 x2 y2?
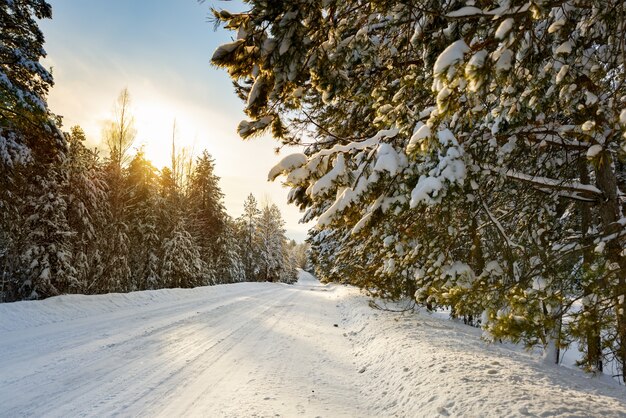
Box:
40 0 312 242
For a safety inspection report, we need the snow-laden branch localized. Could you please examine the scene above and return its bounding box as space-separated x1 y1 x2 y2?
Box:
482 165 603 202
316 129 399 157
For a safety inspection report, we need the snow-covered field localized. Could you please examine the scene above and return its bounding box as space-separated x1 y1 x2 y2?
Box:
1 271 625 417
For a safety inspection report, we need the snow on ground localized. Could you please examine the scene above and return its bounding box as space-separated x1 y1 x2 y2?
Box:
1 271 625 417
0 272 366 417
339 297 626 417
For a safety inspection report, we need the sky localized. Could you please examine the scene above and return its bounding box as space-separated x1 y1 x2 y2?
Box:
39 0 313 242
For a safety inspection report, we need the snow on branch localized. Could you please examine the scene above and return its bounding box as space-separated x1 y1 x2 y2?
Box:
433 40 469 76
482 164 603 202
446 7 484 18
316 128 399 157
268 153 307 181
211 39 245 63
446 2 531 19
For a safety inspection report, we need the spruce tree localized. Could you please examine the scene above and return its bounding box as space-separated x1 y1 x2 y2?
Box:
63 126 108 294
19 169 75 299
125 150 161 290
240 193 261 281
161 220 206 288
0 0 65 301
257 203 295 283
187 151 228 282
0 0 63 169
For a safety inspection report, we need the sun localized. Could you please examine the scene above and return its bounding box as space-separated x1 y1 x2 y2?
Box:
131 98 199 171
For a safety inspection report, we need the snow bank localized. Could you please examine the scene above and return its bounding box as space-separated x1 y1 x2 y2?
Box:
336 292 626 417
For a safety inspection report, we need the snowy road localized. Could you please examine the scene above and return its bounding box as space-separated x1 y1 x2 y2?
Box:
0 272 367 417
2 271 626 417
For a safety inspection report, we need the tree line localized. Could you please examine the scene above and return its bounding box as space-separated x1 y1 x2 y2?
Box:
0 1 303 303
212 0 626 380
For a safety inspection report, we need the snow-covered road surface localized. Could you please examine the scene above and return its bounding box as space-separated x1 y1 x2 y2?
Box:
0 272 365 417
1 270 626 417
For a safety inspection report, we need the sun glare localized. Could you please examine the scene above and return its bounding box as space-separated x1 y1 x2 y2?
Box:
132 99 199 170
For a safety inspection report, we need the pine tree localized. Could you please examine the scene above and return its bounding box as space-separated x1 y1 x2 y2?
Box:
63 126 108 294
161 220 206 288
214 0 626 378
99 89 137 293
281 239 299 284
125 150 161 290
19 170 75 299
187 151 228 282
219 218 246 283
157 166 181 236
239 193 261 281
0 0 63 169
257 203 295 283
0 0 65 301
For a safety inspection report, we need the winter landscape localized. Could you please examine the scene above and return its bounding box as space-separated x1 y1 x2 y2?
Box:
2 0 626 417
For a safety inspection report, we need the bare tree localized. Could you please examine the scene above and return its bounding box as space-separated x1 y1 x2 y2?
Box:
170 118 195 191
103 88 136 170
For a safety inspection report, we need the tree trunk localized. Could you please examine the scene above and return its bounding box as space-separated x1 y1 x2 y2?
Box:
579 160 603 372
594 156 626 382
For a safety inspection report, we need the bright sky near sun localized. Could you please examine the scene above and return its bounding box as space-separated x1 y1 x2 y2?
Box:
39 0 313 242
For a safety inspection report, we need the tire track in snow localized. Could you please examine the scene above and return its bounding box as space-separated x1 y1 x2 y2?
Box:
0 285 267 364
0 287 280 417
0 277 371 417
149 288 303 417
152 283 368 417
94 288 300 417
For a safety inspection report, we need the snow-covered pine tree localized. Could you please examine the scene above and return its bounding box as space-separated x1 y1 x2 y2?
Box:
19 169 76 299
257 203 282 282
0 0 63 169
218 218 246 283
63 126 108 294
281 239 299 284
187 151 228 283
161 220 206 288
157 166 181 238
213 0 626 378
125 150 161 290
239 193 261 281
0 0 66 301
257 202 295 283
99 89 137 293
